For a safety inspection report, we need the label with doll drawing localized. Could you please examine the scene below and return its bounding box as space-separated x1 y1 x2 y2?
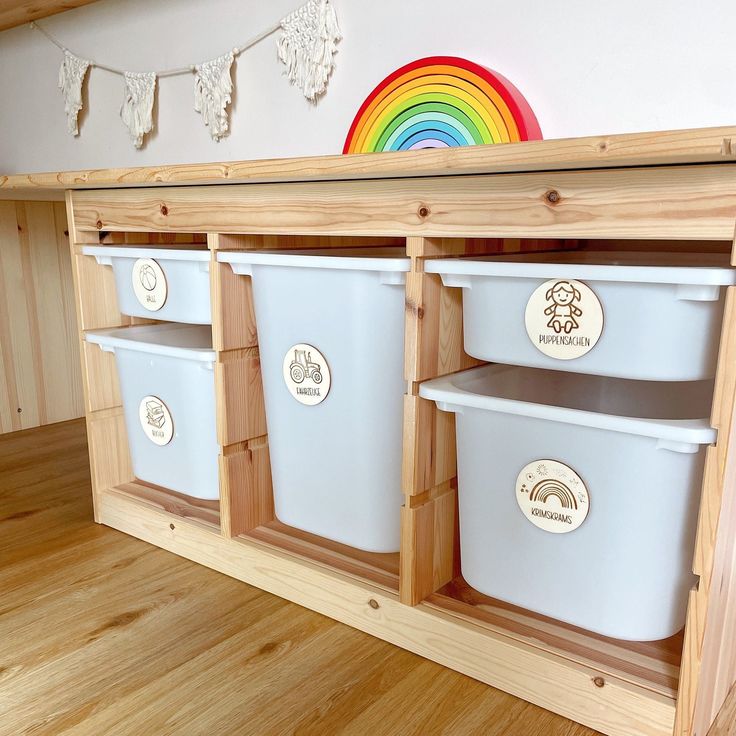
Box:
524 279 603 360
132 258 167 311
283 343 331 406
516 460 589 533
138 395 174 445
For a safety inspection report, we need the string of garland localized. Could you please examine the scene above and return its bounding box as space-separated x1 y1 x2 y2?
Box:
33 0 341 148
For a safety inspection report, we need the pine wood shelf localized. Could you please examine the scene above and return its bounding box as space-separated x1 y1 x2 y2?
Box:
61 128 736 736
428 577 683 701
112 481 221 531
245 521 399 592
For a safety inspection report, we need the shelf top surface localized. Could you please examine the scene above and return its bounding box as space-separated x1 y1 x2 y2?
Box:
2 125 736 196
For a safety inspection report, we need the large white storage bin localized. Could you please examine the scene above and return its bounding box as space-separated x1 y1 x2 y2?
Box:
426 252 736 380
85 324 219 500
82 246 211 324
219 249 410 553
420 364 715 641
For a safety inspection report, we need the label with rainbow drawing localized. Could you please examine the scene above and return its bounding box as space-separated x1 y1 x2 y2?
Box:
515 460 589 533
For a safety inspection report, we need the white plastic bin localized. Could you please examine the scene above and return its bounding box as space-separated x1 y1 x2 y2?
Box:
85 324 219 500
426 252 736 380
420 364 715 641
82 246 211 323
219 249 410 553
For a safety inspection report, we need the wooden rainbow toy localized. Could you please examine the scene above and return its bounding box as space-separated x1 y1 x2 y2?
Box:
343 56 542 154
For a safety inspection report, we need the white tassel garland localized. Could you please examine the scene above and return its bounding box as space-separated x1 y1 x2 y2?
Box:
120 72 156 148
58 50 90 136
194 51 235 141
278 0 341 102
36 0 343 145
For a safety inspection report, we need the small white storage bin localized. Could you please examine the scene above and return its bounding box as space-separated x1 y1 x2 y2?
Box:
420 364 715 641
426 252 736 381
82 246 211 324
219 249 410 553
85 324 219 500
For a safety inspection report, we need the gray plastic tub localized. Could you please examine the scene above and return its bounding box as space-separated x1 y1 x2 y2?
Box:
219 248 410 553
86 324 219 500
420 364 715 640
426 252 736 380
83 246 211 324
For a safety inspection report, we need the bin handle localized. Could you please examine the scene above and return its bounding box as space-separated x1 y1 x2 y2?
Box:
202 361 215 372
438 273 473 290
199 261 211 274
655 438 700 454
226 262 253 277
379 271 407 287
675 283 721 302
96 344 115 354
436 400 463 415
93 255 113 267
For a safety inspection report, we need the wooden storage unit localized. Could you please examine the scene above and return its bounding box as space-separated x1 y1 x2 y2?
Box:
5 126 736 736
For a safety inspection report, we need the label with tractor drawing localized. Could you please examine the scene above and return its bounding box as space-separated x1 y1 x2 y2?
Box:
283 343 331 406
524 279 603 360
515 459 589 533
138 395 174 445
132 258 167 312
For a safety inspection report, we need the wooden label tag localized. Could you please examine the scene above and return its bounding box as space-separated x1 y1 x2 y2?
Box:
138 395 174 445
524 279 603 360
282 343 331 406
132 258 167 311
516 459 590 533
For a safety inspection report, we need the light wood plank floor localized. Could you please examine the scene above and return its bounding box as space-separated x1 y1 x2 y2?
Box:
0 419 600 736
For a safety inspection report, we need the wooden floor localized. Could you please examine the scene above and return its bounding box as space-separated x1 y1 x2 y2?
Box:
0 419 600 736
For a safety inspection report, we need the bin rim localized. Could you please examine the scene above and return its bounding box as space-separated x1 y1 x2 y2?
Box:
425 254 736 286
81 245 210 262
419 365 717 445
217 249 411 273
85 324 215 362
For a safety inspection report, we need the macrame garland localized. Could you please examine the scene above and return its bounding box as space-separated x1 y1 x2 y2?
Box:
121 72 156 149
194 51 235 141
38 0 342 146
278 0 341 102
58 50 90 136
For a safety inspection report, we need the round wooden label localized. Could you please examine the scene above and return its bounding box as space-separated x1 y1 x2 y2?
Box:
132 258 167 312
524 279 603 360
283 344 331 406
515 459 590 533
138 395 174 446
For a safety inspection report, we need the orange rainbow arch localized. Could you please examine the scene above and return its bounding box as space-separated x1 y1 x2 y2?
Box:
343 56 542 154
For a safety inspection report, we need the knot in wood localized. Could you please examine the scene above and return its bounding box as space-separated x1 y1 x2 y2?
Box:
160 204 169 216
406 299 425 320
545 190 561 205
96 220 103 229
368 599 380 610
418 205 430 218
593 676 605 688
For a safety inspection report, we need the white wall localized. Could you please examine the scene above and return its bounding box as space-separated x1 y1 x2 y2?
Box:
0 0 733 174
